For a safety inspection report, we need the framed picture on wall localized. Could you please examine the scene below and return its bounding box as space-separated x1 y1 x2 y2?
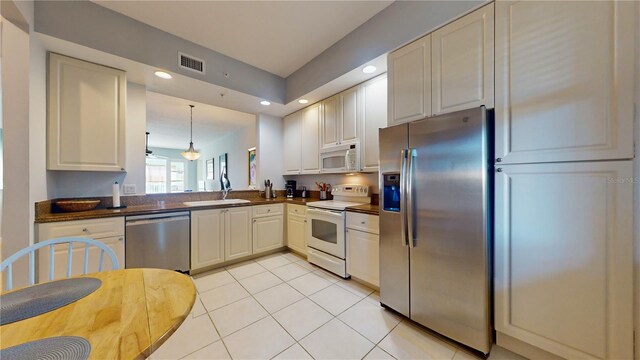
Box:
248 147 256 187
206 158 214 180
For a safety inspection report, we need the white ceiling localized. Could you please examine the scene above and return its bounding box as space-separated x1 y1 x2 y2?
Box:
91 0 393 77
146 91 256 150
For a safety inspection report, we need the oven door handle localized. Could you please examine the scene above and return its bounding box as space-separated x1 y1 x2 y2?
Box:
307 208 344 219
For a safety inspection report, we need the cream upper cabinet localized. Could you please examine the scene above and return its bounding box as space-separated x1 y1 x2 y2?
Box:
321 95 340 149
283 111 302 175
432 3 494 115
224 207 252 261
494 161 633 359
360 75 387 172
301 103 321 173
388 34 431 126
321 87 359 150
339 86 359 145
48 53 126 171
495 1 635 164
191 209 225 270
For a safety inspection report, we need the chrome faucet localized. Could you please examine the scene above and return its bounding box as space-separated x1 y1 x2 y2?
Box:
221 175 232 199
222 186 232 200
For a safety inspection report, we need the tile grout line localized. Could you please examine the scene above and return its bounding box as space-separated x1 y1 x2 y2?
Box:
189 252 400 360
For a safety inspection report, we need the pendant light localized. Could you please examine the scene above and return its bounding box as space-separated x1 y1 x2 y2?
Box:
181 104 200 161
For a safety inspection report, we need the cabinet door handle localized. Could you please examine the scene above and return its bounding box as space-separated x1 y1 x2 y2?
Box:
82 228 89 233
496 158 502 163
360 221 366 225
118 237 124 241
253 219 257 223
496 168 503 173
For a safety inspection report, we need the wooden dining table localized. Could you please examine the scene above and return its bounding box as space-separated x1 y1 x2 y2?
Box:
0 268 196 359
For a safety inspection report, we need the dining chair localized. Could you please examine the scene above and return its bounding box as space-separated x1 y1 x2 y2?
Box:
0 237 120 291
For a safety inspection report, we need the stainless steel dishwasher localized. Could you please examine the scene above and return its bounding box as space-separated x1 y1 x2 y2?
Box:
125 211 190 272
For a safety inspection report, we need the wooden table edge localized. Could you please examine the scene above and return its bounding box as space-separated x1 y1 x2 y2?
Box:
138 289 196 359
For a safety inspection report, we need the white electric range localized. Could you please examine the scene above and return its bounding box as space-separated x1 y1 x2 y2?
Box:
306 184 371 278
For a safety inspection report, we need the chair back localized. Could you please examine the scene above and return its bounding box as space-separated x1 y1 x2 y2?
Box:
0 237 120 291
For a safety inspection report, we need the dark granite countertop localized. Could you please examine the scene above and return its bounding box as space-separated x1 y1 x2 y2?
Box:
345 203 380 216
36 197 320 223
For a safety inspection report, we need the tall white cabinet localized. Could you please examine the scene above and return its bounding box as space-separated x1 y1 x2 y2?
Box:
494 1 634 164
492 1 636 359
432 3 494 115
48 53 126 171
495 162 633 359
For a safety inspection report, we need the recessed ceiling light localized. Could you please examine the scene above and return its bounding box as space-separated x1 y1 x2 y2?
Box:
298 99 309 104
362 65 376 74
260 100 271 106
154 70 172 79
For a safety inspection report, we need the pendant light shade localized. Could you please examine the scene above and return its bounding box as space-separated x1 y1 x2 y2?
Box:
181 105 200 161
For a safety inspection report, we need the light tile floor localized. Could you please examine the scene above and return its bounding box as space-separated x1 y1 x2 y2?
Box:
150 251 525 360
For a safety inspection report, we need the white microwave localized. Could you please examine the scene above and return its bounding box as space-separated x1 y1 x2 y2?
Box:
320 143 359 173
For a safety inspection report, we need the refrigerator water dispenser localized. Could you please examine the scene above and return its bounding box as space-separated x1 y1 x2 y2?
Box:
383 174 401 212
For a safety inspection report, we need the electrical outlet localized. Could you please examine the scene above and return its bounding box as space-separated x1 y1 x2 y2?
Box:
123 184 137 194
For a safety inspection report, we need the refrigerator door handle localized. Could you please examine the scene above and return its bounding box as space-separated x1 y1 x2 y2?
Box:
407 148 416 248
400 149 408 247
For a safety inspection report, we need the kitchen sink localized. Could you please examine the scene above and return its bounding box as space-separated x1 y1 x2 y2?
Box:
183 199 251 207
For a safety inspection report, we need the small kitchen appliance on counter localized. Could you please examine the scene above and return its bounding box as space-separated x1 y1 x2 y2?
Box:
286 180 296 198
306 184 370 277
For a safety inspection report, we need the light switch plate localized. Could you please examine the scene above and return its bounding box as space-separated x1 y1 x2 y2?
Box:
123 184 137 194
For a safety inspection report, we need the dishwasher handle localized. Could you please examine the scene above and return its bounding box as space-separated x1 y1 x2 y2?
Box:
126 215 190 226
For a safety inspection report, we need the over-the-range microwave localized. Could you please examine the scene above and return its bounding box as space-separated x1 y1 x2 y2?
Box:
320 143 359 173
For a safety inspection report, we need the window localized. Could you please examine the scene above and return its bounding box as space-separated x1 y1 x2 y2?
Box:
145 157 188 194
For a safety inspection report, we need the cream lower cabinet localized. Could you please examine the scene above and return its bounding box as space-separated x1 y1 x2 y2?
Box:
346 213 379 287
253 204 284 253
286 205 307 255
495 161 633 360
192 207 253 270
191 209 225 270
495 1 634 164
224 207 252 261
36 217 125 281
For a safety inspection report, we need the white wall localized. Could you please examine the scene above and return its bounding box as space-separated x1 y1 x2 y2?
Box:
29 31 50 243
1 14 31 288
634 2 640 356
256 114 284 190
199 121 256 191
49 83 147 198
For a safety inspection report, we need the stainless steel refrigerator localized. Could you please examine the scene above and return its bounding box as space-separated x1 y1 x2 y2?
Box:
379 107 492 354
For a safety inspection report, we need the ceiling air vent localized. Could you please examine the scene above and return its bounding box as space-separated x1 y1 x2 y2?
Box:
178 52 205 74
